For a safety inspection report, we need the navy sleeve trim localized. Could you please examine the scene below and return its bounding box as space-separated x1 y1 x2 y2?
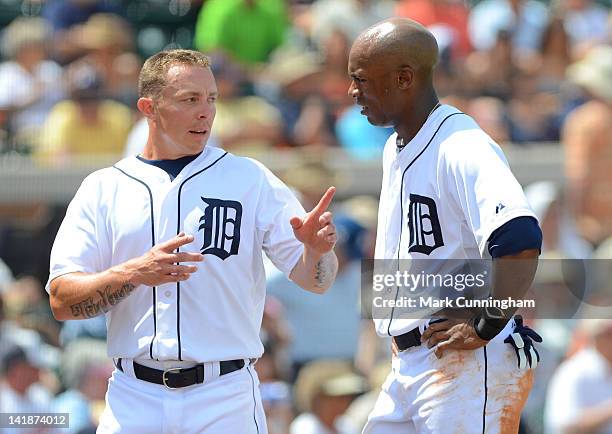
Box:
487 216 542 258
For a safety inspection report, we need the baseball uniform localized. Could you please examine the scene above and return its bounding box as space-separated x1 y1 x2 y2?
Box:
47 146 306 434
365 104 539 434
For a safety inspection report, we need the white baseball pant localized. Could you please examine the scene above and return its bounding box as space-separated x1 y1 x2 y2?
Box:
363 320 534 434
97 362 267 434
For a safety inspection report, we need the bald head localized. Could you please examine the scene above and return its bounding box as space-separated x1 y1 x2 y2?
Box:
347 18 440 131
352 18 439 77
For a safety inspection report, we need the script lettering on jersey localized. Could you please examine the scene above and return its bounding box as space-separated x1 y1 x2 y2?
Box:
198 197 242 260
407 194 444 255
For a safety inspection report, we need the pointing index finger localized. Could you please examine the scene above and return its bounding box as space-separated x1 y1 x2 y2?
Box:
311 186 336 216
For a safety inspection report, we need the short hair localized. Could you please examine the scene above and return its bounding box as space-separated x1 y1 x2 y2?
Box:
138 49 211 98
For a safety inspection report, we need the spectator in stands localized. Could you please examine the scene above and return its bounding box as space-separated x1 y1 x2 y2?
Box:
292 29 352 147
256 298 294 434
257 296 292 383
558 0 609 55
0 276 62 401
466 13 569 144
520 256 582 432
342 363 391 433
544 318 612 433
0 343 53 416
395 0 472 59
563 46 612 246
465 97 510 144
261 49 325 147
314 30 354 123
537 15 573 88
264 28 352 147
0 17 64 152
70 13 141 106
279 156 342 212
291 360 368 434
267 214 365 378
587 239 612 333
194 0 288 66
43 0 124 65
522 13 577 142
463 29 517 102
468 0 548 57
0 258 14 293
507 67 561 142
524 181 592 258
210 54 283 153
43 0 122 33
2 275 60 347
0 291 6 350
260 379 293 434
309 0 394 49
53 339 113 433
36 64 133 164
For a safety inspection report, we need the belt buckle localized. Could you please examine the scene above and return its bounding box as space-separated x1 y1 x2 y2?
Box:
162 367 182 390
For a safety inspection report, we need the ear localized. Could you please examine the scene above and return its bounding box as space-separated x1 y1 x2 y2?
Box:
397 66 414 90
137 97 156 119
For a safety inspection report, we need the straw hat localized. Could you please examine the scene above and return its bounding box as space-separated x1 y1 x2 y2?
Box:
566 45 612 103
294 360 368 413
1 17 50 59
263 49 321 87
76 13 133 51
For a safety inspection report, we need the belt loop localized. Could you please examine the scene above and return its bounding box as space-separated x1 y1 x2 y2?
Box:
195 364 204 383
212 361 220 378
419 322 427 334
114 358 124 372
203 361 213 380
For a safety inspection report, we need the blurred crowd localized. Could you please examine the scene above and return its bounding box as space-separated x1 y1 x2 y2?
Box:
0 0 612 433
0 0 610 158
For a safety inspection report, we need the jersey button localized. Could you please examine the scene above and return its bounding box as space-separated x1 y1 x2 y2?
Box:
164 291 171 297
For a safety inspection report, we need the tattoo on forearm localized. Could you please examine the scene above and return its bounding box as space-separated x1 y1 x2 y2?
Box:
314 259 331 289
69 283 135 318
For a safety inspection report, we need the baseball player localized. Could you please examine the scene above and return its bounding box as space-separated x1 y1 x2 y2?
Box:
46 49 339 434
348 19 543 433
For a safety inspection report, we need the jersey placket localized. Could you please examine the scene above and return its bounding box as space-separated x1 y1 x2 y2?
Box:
150 175 182 361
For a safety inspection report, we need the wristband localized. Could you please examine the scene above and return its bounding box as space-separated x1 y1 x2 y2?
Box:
473 315 509 341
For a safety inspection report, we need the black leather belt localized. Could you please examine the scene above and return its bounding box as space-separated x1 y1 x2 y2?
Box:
116 358 245 389
393 319 448 352
393 327 422 351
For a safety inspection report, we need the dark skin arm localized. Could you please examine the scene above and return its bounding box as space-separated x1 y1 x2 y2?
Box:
421 248 539 358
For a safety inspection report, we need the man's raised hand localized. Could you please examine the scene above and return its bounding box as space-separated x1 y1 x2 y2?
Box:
290 187 337 255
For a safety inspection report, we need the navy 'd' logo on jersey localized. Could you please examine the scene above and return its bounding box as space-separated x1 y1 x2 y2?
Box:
407 194 444 255
198 197 242 260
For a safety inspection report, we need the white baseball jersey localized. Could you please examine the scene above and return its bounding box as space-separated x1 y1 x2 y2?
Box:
374 104 537 337
47 146 305 362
